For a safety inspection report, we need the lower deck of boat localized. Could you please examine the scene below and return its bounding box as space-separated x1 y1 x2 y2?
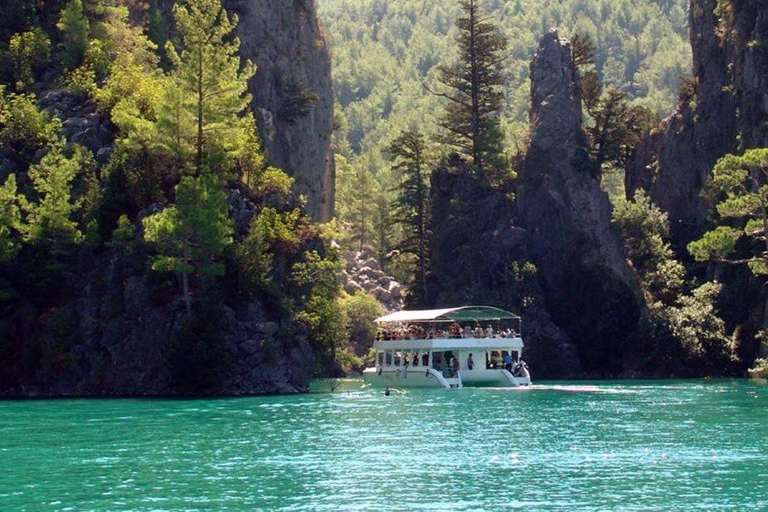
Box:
362 366 530 389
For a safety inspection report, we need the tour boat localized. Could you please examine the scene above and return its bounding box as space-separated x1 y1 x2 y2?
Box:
362 306 531 389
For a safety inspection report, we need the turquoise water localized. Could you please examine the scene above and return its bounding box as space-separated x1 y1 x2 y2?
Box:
1 380 767 510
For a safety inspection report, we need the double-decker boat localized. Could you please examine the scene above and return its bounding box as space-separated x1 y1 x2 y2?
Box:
362 306 531 389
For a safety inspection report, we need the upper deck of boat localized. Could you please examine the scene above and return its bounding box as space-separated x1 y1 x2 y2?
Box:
373 306 523 351
372 335 523 351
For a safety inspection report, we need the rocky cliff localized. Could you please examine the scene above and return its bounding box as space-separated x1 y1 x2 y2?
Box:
627 0 768 246
229 0 335 222
426 155 583 379
0 188 316 398
518 31 644 374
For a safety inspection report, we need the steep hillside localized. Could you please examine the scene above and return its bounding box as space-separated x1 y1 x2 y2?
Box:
231 0 336 221
519 31 644 374
627 0 768 245
0 0 341 397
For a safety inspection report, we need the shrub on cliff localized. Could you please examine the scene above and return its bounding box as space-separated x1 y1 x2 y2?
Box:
339 291 382 355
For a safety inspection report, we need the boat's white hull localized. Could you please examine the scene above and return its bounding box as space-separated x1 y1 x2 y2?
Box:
362 367 530 389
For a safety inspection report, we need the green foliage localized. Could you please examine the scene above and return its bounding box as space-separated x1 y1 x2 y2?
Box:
0 86 61 173
167 0 256 176
57 0 90 70
292 250 346 369
8 28 51 90
109 214 135 248
0 174 27 264
586 89 655 179
253 207 303 255
62 65 97 100
433 0 508 175
334 154 374 250
613 189 671 272
87 1 158 68
688 149 768 276
651 282 736 375
387 130 431 304
613 189 689 303
322 0 689 259
279 82 320 123
339 291 382 354
252 166 293 201
143 174 233 314
23 145 86 250
230 216 275 300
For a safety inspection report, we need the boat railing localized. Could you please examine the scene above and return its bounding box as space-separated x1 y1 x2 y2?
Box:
375 333 520 342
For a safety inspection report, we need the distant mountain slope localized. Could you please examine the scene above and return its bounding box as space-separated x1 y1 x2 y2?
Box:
317 0 691 160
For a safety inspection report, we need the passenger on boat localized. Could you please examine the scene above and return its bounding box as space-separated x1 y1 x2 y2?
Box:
503 353 513 372
513 359 528 377
467 353 474 370
485 326 494 338
463 325 472 338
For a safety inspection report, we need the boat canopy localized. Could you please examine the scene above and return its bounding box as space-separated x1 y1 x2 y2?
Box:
375 306 520 324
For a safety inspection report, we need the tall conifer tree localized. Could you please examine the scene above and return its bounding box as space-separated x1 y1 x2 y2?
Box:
387 131 430 305
166 0 256 176
433 0 508 176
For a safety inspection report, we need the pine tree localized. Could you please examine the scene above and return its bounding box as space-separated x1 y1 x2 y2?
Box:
166 0 256 176
689 149 768 276
143 174 233 315
588 89 650 179
335 154 374 251
23 145 85 252
387 131 430 304
431 0 508 176
571 34 653 180
57 0 90 70
0 175 27 264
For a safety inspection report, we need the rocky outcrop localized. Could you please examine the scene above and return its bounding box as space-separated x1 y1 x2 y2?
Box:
39 89 115 164
627 0 768 246
341 249 405 312
230 0 335 222
1 188 315 398
518 31 643 374
426 155 583 378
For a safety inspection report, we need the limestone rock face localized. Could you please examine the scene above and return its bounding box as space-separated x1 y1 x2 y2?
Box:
230 0 335 222
627 0 768 245
518 31 643 374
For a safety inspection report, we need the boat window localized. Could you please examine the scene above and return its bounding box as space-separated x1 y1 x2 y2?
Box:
377 351 384 366
432 351 442 370
394 351 401 366
412 350 420 367
385 351 392 366
422 352 429 366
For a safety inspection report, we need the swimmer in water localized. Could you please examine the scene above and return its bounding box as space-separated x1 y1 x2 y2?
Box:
384 387 406 396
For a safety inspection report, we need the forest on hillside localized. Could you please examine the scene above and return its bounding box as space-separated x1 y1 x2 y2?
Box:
0 0 355 394
319 0 693 263
1 0 766 390
319 0 768 378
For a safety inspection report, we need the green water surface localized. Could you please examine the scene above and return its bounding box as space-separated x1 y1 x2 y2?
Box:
1 380 767 510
